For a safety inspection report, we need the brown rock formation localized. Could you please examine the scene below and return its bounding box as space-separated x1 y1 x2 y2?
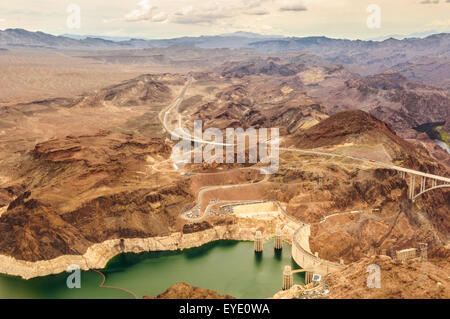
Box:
0 131 194 261
325 251 449 299
143 282 235 299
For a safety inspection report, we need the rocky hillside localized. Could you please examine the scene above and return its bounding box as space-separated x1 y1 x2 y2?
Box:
12 74 175 109
250 33 450 76
324 250 449 299
272 110 449 262
143 282 235 299
221 57 306 78
288 110 448 172
188 75 328 135
288 110 413 154
0 131 193 261
305 70 450 138
391 56 450 91
74 74 174 107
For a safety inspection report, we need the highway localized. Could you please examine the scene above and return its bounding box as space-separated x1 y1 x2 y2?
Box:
279 147 450 183
159 74 233 146
312 208 377 225
160 77 450 183
156 76 449 222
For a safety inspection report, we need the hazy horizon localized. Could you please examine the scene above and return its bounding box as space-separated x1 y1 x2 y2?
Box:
1 27 448 43
0 0 449 40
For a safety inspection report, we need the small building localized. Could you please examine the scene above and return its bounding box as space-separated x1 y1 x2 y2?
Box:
396 248 417 261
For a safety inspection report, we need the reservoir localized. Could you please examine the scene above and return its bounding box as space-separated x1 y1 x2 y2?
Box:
0 239 304 299
414 121 450 154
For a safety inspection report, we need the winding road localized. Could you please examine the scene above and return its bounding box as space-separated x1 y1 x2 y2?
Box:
154 76 450 223
160 76 450 182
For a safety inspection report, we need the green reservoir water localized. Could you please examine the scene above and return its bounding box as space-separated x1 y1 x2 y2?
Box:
0 239 304 299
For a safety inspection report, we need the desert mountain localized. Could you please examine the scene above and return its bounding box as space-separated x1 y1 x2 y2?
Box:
221 57 306 78
2 29 449 61
213 56 449 146
0 73 177 111
0 28 129 49
0 28 282 50
250 33 450 75
0 89 447 267
0 131 192 261
287 110 414 152
287 110 448 172
272 110 449 263
391 56 450 91
302 70 450 138
185 73 328 135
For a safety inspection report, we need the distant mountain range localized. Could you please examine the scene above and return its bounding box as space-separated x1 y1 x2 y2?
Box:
2 28 449 85
1 28 448 52
367 30 440 41
0 29 285 50
61 34 134 42
62 31 284 42
248 33 450 53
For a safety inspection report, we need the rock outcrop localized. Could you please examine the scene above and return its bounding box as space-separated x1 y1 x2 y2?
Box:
143 282 235 299
324 252 449 299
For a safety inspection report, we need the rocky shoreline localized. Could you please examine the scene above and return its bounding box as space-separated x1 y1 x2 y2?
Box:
0 212 298 280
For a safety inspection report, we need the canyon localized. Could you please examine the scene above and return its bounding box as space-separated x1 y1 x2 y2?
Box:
0 30 448 299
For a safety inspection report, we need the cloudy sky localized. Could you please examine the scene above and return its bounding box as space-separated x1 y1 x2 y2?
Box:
0 0 449 39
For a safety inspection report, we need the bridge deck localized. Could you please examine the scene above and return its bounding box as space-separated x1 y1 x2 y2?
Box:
388 165 450 183
281 148 450 183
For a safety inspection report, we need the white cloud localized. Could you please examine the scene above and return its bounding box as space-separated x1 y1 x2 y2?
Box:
124 0 155 22
104 0 167 23
102 0 308 27
169 1 278 25
152 11 168 23
172 5 231 25
3 0 445 40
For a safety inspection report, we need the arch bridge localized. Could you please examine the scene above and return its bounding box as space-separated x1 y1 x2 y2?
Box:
394 167 450 202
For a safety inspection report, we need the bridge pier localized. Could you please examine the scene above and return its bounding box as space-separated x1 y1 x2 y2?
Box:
254 231 263 253
419 243 428 261
409 175 415 200
282 265 293 290
420 176 426 193
405 173 449 202
274 228 283 250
